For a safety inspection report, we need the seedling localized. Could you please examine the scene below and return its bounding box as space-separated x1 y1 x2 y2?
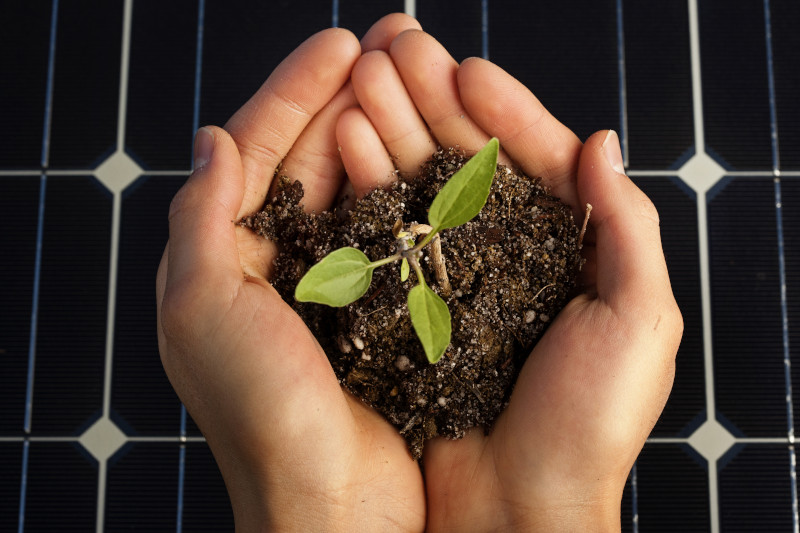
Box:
295 138 499 363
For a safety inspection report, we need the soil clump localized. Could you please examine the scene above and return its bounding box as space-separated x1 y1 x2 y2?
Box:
243 148 583 458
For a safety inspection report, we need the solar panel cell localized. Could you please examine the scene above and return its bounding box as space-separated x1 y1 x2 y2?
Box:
0 178 41 436
24 442 98 530
709 177 786 437
48 0 124 169
125 1 199 170
31 177 111 436
623 1 694 169
719 444 795 531
489 0 619 143
634 177 705 437
0 3 52 169
636 444 711 531
112 176 186 436
417 0 483 62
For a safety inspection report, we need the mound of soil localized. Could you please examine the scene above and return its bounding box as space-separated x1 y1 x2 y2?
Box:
243 148 583 458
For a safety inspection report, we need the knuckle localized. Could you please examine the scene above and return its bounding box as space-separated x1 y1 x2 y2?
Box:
635 193 661 228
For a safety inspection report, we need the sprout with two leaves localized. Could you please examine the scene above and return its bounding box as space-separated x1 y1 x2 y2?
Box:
295 138 499 364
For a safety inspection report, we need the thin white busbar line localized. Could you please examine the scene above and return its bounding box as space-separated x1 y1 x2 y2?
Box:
686 0 719 530
94 1 134 531
616 0 629 168
115 0 134 151
763 0 797 529
481 0 489 61
404 0 415 19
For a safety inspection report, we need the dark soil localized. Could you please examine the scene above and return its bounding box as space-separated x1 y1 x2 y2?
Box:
243 148 583 458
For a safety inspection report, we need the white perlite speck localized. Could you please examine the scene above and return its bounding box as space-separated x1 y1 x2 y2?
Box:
352 336 365 350
394 355 411 371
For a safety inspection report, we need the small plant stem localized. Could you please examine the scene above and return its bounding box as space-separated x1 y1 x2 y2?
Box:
409 224 451 296
369 253 402 270
533 283 556 301
578 203 592 248
410 258 427 288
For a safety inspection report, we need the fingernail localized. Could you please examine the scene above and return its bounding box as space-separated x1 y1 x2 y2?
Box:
193 127 214 170
602 130 626 175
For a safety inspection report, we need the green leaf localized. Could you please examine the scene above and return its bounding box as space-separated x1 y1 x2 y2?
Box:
408 284 451 363
428 137 499 231
295 247 374 307
400 258 410 282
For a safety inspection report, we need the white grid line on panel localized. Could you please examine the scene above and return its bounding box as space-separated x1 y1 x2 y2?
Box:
92 0 134 530
405 0 415 19
481 0 489 61
616 0 629 168
18 1 60 531
764 0 797 528
686 0 720 530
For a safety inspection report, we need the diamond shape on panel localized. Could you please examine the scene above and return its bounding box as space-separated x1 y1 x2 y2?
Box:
94 150 143 194
78 416 127 462
677 152 726 195
687 418 736 463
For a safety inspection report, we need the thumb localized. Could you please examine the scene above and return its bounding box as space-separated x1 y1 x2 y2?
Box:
576 130 675 316
162 126 245 307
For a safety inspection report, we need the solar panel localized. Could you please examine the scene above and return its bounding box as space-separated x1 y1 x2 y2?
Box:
1 0 798 530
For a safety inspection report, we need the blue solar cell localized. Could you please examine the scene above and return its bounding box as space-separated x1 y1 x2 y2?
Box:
199 0 331 128
0 444 23 532
112 176 186 436
488 0 619 143
709 177 787 437
182 443 234 530
636 444 711 531
0 3 52 169
338 0 404 39
633 177 705 436
48 0 124 169
699 0 772 170
417 0 483 62
32 176 111 435
623 1 694 169
719 444 795 531
0 178 41 435
125 1 199 170
105 443 178 530
772 0 800 170
24 442 98 530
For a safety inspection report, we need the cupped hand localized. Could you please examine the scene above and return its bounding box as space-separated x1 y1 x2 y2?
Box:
339 28 682 531
156 15 429 532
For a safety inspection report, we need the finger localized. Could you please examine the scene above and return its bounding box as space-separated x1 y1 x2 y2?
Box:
273 84 356 212
271 17 423 213
352 50 437 178
165 127 245 302
457 57 583 210
336 107 397 197
390 30 496 157
225 28 361 218
360 12 422 51
577 130 675 313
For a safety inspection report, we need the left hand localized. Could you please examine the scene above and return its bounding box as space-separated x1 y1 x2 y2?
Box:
157 15 429 532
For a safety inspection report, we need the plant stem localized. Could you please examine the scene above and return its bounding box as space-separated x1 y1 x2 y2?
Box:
407 224 451 296
369 253 402 270
578 203 592 248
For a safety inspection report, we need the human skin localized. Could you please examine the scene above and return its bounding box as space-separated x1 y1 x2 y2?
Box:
156 15 682 533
